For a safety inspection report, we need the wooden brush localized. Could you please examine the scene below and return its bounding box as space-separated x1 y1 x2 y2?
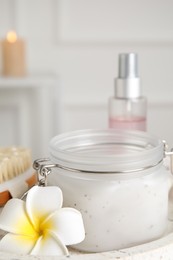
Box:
0 147 37 206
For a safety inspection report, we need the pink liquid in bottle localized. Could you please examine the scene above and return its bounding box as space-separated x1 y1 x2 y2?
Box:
109 116 146 131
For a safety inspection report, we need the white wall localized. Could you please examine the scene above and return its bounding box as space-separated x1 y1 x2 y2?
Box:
1 0 173 150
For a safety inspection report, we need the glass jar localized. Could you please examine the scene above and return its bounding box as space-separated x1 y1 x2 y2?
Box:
48 129 172 253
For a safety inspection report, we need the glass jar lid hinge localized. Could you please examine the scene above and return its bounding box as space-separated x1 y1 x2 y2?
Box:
33 158 57 187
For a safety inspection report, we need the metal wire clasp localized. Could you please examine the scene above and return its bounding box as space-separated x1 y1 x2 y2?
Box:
31 141 173 184
33 158 57 187
20 158 57 200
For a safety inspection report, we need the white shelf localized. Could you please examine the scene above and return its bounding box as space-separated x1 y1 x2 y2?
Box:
0 74 59 159
0 74 58 88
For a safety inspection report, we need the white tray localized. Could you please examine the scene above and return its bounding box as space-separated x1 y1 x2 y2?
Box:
0 221 173 260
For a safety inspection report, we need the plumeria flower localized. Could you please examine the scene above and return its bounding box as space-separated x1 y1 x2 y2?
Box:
0 186 85 256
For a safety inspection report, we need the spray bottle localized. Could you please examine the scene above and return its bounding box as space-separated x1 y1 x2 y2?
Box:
108 53 147 131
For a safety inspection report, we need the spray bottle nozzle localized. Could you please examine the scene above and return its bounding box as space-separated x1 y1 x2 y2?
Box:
118 53 138 79
115 52 141 98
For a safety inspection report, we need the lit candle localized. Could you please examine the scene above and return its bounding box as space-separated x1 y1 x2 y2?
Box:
2 31 26 77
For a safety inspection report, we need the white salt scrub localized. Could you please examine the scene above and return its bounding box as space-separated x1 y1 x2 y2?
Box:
49 129 172 252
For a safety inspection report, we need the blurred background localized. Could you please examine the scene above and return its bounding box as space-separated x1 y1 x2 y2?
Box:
0 0 173 159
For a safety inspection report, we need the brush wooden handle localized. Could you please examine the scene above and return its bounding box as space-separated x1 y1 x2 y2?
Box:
0 172 37 206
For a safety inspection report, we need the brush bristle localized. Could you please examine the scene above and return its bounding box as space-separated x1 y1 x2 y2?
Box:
0 147 32 183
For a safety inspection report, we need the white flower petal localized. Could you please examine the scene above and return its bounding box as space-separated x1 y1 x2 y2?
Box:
42 208 85 245
31 231 68 256
26 186 63 228
0 199 36 236
0 233 37 254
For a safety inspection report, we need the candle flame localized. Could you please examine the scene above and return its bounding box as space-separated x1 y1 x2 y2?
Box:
6 31 17 43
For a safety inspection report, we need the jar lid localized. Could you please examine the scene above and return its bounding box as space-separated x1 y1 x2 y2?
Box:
49 129 164 173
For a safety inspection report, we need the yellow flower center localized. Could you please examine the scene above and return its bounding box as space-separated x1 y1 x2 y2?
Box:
38 218 53 238
15 216 47 239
